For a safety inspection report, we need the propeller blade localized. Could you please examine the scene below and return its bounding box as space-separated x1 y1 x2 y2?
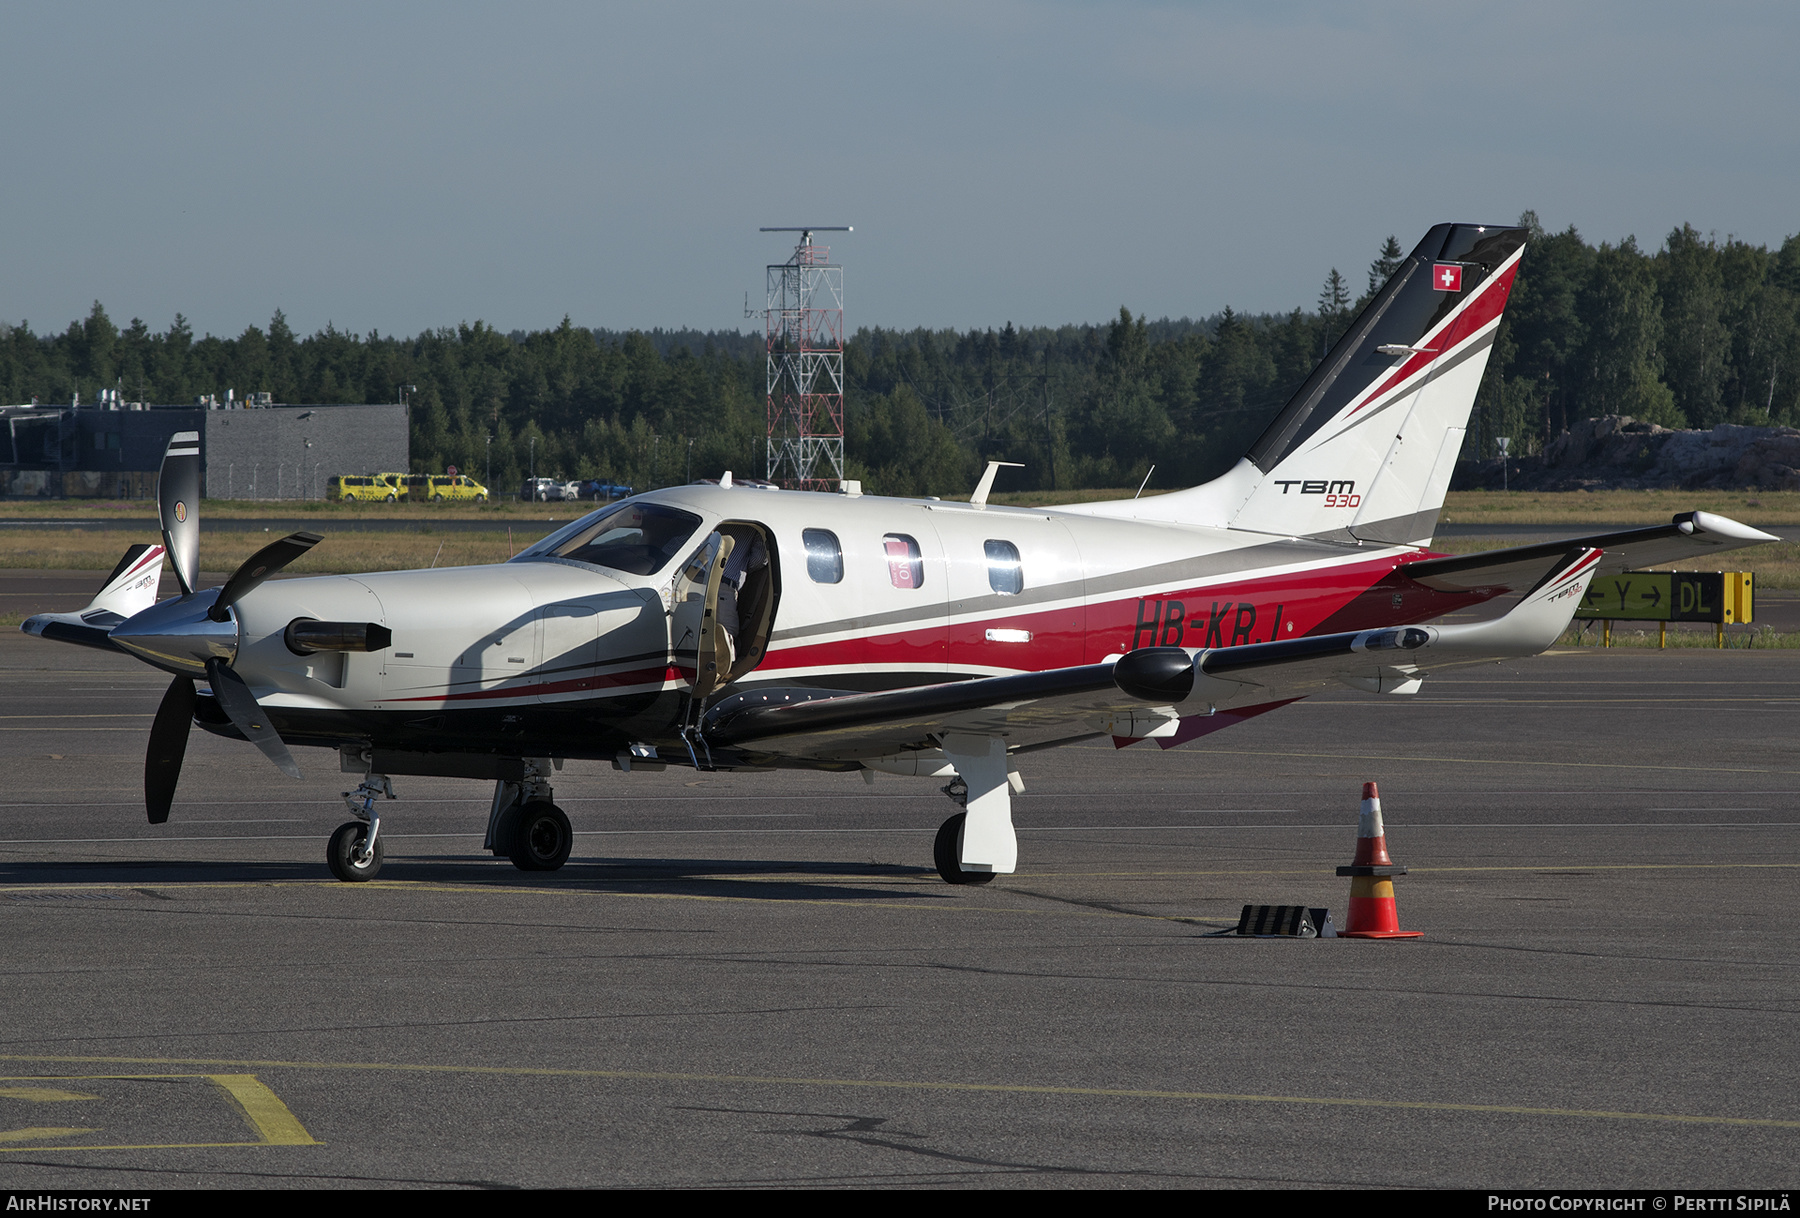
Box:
204 658 302 779
157 431 202 596
146 674 196 824
207 532 324 622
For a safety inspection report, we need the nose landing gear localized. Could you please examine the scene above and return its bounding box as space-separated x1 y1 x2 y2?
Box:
329 773 395 882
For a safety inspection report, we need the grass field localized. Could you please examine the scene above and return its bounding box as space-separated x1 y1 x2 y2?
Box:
7 486 1797 524
0 527 532 574
3 489 1794 583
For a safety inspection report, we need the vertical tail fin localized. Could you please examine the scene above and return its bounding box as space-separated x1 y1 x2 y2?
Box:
1066 223 1527 545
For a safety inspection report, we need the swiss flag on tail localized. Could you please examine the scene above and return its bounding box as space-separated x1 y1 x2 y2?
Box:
1433 263 1463 292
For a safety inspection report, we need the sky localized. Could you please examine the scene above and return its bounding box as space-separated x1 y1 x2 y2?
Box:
3 1 1797 341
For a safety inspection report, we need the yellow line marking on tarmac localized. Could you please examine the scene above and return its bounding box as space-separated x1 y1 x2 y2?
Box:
1 1054 1794 1133
211 1074 320 1145
0 1087 100 1101
0 714 154 720
1197 748 1791 775
0 1127 99 1143
0 1073 318 1152
6 861 1799 901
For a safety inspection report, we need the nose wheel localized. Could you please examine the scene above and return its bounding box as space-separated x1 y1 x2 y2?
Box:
329 772 394 882
327 821 384 881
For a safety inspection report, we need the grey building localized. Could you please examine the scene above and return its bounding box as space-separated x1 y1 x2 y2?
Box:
1 403 409 500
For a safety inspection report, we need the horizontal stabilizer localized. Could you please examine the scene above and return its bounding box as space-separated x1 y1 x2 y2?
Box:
20 543 166 653
1405 512 1777 593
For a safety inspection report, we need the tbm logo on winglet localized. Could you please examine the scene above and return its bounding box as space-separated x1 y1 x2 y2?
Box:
1132 599 1286 649
1273 479 1360 508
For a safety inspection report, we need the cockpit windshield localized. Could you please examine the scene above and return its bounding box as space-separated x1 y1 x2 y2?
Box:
514 501 703 576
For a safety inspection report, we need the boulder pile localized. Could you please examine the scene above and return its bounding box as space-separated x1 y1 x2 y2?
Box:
1455 416 1800 491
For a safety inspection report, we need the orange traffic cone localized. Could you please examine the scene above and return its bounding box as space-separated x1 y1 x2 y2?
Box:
1336 781 1423 939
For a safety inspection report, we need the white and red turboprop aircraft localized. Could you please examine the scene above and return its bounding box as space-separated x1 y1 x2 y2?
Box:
23 223 1778 884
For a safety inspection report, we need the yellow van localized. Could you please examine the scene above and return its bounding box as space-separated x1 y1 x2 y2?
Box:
415 474 488 502
328 474 401 502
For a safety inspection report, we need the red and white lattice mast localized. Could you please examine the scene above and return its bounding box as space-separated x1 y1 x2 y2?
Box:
759 226 850 490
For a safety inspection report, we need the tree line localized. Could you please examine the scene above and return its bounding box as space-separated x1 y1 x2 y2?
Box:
3 211 1796 497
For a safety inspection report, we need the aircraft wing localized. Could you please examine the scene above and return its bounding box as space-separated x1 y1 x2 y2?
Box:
1404 511 1777 593
704 663 1141 763
706 549 1602 764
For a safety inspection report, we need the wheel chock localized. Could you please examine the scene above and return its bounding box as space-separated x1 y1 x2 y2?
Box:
1211 905 1337 938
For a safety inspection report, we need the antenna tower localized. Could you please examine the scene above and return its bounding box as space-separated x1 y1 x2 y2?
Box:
757 226 850 490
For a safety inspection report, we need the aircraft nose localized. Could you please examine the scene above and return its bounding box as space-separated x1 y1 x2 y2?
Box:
110 591 240 676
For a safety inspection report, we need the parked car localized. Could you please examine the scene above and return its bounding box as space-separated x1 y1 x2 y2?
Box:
580 479 635 500
328 474 400 503
416 474 488 502
522 477 564 502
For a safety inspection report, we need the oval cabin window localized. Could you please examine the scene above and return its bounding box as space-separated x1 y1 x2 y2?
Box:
803 529 843 584
883 534 924 590
984 540 1023 595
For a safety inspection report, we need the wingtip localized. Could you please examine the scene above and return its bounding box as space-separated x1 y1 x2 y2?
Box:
1682 511 1782 545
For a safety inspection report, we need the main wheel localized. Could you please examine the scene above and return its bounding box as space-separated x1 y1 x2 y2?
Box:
933 812 996 886
509 801 572 872
327 821 383 882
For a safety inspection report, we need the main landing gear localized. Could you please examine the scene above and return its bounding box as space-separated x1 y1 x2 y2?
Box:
483 760 573 873
329 773 395 882
930 735 1020 886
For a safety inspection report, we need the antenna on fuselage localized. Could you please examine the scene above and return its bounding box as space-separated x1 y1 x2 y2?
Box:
970 460 1024 508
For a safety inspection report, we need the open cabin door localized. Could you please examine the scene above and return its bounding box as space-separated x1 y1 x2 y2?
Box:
669 522 779 700
671 531 731 700
721 522 777 684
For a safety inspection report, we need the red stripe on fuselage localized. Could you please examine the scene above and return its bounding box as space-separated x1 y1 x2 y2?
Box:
384 663 682 703
757 551 1482 678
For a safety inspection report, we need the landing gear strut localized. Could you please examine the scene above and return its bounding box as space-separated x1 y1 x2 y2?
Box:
329 773 394 882
932 735 1018 886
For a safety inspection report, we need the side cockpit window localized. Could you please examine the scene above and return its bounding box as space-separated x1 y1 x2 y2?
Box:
985 540 1023 595
802 529 843 584
517 501 702 576
883 534 923 590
